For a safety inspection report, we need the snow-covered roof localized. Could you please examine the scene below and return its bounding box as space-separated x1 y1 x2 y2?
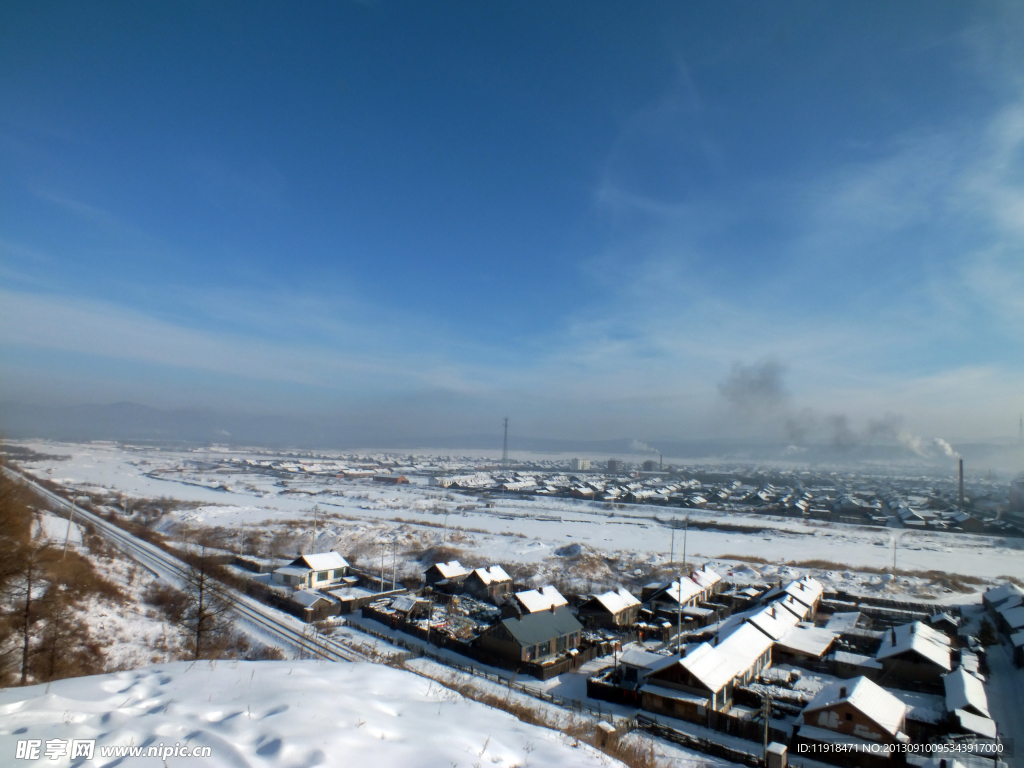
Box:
1000 605 1024 630
876 622 952 671
680 623 773 694
825 612 862 632
996 594 1023 614
655 576 704 606
274 565 311 578
784 577 824 609
591 587 641 615
291 589 333 608
618 649 678 673
983 582 1024 606
802 676 906 737
944 668 989 719
431 560 471 579
690 566 722 590
954 709 997 739
472 565 511 585
775 594 812 621
515 585 568 613
391 595 424 614
746 603 800 641
293 552 349 571
776 626 837 657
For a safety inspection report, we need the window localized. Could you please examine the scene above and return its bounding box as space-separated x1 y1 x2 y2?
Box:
332 569 343 578
556 634 567 653
845 712 853 722
317 570 328 581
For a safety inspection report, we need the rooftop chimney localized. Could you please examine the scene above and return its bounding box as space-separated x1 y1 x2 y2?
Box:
839 686 847 698
891 627 897 645
959 459 965 508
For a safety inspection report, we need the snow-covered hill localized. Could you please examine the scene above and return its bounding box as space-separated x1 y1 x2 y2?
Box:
0 660 623 767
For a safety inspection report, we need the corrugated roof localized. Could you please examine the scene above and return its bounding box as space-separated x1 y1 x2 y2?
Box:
497 605 582 647
944 668 989 718
802 676 906 737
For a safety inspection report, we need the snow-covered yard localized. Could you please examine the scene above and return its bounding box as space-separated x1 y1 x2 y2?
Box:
0 660 624 767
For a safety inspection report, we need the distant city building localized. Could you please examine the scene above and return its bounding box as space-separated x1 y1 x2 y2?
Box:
642 459 658 472
569 458 591 471
608 458 623 473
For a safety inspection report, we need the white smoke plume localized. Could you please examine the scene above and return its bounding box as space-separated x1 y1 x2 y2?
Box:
933 438 960 459
629 439 658 454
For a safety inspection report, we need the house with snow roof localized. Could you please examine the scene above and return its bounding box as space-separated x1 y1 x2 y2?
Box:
272 552 350 590
423 560 471 587
577 587 642 628
514 585 568 614
463 565 513 604
876 622 952 688
797 676 908 747
643 622 773 713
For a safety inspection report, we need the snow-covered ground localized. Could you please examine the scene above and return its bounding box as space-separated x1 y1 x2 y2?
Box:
10 440 1022 603
0 660 623 767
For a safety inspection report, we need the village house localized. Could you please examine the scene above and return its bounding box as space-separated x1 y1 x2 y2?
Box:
478 604 582 665
423 560 471 588
577 587 642 629
797 676 909 747
875 622 952 688
942 667 996 739
642 576 705 615
614 648 678 691
462 566 513 604
272 552 350 590
642 622 773 715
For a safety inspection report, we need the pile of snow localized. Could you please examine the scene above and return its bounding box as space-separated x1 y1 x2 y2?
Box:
0 661 621 768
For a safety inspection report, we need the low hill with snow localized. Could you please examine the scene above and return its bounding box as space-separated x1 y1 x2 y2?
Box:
0 660 621 767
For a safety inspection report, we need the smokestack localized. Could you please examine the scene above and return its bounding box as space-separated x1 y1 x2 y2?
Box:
959 459 964 508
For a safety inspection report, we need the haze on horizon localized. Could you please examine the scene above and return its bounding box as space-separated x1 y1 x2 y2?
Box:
2 2 1023 448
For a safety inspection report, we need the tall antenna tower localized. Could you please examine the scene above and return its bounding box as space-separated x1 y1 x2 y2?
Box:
502 417 509 465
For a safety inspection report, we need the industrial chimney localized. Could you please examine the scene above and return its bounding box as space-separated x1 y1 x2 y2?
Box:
959 459 965 508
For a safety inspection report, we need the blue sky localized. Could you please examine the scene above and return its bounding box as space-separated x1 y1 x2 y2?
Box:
1 1 1023 444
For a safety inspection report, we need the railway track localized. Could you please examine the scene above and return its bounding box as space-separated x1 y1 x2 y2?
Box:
3 466 374 663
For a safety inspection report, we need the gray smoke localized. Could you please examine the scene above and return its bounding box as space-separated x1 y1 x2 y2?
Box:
629 439 658 454
717 359 789 413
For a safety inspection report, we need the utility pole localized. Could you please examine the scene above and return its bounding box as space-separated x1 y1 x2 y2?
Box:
392 537 398 590
380 542 386 593
761 692 773 759
310 505 319 554
62 498 77 560
682 516 689 570
502 417 509 466
669 520 675 565
892 535 897 572
676 573 682 655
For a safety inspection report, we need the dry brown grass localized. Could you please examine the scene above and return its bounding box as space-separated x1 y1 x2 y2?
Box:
399 665 667 768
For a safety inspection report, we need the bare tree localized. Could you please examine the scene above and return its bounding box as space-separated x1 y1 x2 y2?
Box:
178 546 233 660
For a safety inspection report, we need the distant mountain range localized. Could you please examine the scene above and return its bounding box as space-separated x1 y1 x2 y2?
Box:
1 401 1022 471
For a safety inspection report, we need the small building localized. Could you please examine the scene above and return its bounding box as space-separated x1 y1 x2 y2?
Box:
876 622 952 688
478 604 583 664
577 588 642 629
390 595 431 621
424 560 472 587
615 648 678 690
373 474 410 485
943 667 989 719
798 676 908 744
272 552 350 590
645 622 773 712
514 585 568 614
463 566 513 604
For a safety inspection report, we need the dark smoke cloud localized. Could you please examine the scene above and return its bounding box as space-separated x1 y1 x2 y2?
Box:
717 359 789 414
